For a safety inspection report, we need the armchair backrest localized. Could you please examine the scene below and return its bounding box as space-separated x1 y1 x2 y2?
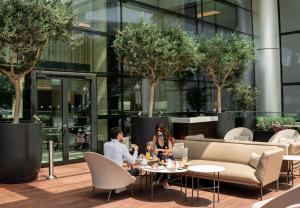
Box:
269 129 299 143
84 152 135 190
224 127 253 142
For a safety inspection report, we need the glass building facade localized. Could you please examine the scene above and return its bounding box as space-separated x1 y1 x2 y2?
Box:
279 0 300 113
0 0 254 164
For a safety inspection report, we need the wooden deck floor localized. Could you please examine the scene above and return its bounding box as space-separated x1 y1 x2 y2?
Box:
0 162 299 208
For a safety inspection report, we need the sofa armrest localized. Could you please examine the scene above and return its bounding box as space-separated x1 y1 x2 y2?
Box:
254 148 284 186
289 142 300 155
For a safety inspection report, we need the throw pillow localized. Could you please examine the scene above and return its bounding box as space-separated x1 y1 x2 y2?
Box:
185 134 205 141
172 144 188 160
234 135 250 142
279 137 296 144
249 152 262 169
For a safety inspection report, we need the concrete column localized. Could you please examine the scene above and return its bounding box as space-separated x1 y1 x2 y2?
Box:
253 0 282 112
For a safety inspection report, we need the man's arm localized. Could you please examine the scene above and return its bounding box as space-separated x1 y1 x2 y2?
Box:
122 144 138 164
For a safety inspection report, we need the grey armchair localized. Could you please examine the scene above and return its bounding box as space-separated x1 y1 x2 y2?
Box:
84 152 136 202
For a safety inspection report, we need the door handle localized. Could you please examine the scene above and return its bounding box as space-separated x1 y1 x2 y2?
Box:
62 124 67 134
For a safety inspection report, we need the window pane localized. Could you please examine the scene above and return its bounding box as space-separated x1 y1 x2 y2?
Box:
97 77 108 115
281 33 300 83
122 2 159 26
237 8 252 35
279 0 300 33
74 0 107 32
40 34 107 73
283 85 300 112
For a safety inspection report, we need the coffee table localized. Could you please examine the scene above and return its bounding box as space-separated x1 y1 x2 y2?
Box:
140 166 188 200
283 155 300 187
187 165 225 208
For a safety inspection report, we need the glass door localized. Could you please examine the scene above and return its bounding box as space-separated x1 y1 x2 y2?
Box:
32 71 96 164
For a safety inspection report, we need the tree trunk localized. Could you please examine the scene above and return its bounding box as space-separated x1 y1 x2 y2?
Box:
217 87 222 113
148 81 156 117
13 79 21 123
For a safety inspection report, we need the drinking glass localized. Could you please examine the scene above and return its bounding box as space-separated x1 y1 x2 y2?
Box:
146 152 151 160
182 156 188 166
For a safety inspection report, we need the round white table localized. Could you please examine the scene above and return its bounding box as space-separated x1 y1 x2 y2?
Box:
187 165 225 208
283 155 300 187
140 166 188 200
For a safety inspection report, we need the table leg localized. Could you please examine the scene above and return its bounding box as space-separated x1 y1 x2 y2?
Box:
213 173 216 208
151 172 154 201
146 171 148 190
192 176 194 198
181 175 183 192
218 172 220 203
197 176 199 201
292 161 294 187
185 175 187 201
287 162 290 187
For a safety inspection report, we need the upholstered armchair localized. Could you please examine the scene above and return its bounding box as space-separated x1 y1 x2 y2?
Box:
224 127 254 142
84 152 136 202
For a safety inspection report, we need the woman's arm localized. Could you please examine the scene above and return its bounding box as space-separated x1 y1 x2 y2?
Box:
165 138 174 154
150 136 156 152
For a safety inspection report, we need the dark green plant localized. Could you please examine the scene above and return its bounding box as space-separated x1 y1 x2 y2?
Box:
256 117 296 131
232 83 260 111
0 0 82 123
0 76 15 108
113 19 201 117
186 69 207 113
197 33 255 113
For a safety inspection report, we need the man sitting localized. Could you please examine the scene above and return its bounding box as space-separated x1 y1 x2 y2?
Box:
104 127 140 176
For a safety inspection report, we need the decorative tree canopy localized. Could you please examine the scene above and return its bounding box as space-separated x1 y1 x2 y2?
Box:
0 0 82 123
232 83 260 111
198 33 255 113
113 19 201 117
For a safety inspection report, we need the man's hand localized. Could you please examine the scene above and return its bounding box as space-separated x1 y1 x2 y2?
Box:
131 144 139 151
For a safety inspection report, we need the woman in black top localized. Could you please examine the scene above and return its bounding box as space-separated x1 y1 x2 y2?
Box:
151 122 174 161
151 122 174 188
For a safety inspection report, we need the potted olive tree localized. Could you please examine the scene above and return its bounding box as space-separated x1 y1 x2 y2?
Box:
197 33 255 138
232 83 260 130
0 0 81 183
113 19 200 151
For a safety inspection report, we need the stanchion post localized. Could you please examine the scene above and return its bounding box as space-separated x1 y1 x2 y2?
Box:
46 140 57 180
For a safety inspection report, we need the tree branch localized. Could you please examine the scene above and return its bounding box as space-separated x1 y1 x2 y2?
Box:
21 47 41 78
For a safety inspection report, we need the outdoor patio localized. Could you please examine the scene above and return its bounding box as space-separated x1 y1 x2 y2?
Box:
0 162 298 208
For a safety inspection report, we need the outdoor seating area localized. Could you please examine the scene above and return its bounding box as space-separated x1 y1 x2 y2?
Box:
2 0 300 207
1 161 300 208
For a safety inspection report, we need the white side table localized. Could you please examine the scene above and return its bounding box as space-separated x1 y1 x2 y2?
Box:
283 155 300 187
187 165 225 208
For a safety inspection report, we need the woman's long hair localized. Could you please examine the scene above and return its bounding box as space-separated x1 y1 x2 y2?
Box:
154 122 173 145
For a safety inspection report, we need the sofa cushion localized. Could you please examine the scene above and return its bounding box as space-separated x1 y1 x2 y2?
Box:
187 159 259 185
172 143 188 159
181 140 280 165
234 135 250 142
249 152 261 169
279 137 296 144
185 134 205 141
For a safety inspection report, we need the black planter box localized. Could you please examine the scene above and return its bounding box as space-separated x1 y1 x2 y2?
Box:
0 122 42 184
131 117 168 154
235 117 256 131
216 112 235 139
253 130 274 142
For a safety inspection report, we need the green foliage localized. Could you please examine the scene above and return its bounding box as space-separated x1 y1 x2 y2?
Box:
198 33 255 86
256 117 296 131
0 0 82 122
232 83 260 111
197 33 255 112
113 19 201 82
0 76 15 108
113 18 201 116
